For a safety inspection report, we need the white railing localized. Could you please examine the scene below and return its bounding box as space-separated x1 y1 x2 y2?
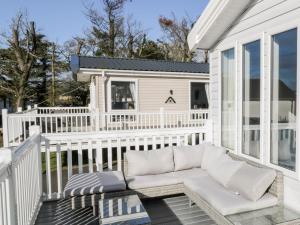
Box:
37 106 90 114
2 108 209 147
41 124 212 200
0 121 212 224
0 126 42 225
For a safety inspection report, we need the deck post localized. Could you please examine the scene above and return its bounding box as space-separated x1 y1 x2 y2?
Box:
2 109 9 147
17 107 22 112
160 107 165 129
95 108 100 131
27 105 32 110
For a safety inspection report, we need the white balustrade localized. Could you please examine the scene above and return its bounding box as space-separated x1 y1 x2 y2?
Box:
2 107 209 147
41 126 211 200
0 126 42 225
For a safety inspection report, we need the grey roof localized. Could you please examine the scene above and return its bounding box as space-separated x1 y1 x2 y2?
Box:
71 55 209 74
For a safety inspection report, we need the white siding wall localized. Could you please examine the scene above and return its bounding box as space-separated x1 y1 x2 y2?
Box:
210 0 300 211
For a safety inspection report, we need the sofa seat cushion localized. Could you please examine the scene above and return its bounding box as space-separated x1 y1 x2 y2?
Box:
184 176 278 216
173 145 205 171
126 173 180 189
126 148 174 176
127 168 207 189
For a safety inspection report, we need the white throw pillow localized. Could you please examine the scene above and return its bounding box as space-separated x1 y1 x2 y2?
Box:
207 154 245 187
173 145 205 171
126 149 174 176
201 144 226 170
227 163 277 201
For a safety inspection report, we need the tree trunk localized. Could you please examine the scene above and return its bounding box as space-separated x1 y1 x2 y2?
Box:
51 43 56 106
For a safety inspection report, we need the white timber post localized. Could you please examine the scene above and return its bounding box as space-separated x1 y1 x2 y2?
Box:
29 125 43 200
27 105 31 111
160 107 165 129
29 125 41 136
17 107 22 112
2 109 9 147
95 108 100 131
0 148 16 225
205 119 213 143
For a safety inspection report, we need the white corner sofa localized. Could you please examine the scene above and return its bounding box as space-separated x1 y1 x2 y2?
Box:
123 143 283 223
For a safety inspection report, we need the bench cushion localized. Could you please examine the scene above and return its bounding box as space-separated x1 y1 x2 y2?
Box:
126 149 174 176
201 145 226 170
227 163 277 201
173 145 205 171
184 176 277 216
207 154 245 187
126 168 207 189
64 171 126 197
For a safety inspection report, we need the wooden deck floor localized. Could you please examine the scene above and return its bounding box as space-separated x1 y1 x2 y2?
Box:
35 195 217 225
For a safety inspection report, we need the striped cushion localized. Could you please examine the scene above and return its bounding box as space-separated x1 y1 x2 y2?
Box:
63 171 126 198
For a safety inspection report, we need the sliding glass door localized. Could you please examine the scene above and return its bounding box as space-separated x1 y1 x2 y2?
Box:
221 48 235 150
271 28 297 171
242 40 261 158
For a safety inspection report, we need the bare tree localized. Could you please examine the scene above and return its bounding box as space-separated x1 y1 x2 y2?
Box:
0 13 43 108
85 0 127 57
120 16 146 58
159 13 194 62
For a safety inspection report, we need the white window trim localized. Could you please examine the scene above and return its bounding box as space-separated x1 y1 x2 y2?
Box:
218 43 237 153
188 80 210 111
107 77 139 112
264 22 300 179
238 34 264 163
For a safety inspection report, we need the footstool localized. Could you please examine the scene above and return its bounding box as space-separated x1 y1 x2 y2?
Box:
64 171 126 198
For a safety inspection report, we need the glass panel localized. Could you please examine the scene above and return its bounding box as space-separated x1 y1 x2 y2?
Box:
221 48 235 150
271 28 297 171
242 40 261 158
190 82 209 109
111 81 136 110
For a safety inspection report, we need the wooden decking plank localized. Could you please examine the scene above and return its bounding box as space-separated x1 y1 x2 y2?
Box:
35 195 217 225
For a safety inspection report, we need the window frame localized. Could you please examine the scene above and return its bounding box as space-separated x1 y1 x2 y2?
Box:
107 77 139 112
188 80 210 111
239 35 264 164
219 44 237 152
265 23 300 178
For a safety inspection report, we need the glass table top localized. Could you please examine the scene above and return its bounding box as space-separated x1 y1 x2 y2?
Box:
99 194 151 225
226 205 300 225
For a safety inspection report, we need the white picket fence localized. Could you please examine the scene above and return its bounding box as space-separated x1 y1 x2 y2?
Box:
0 126 42 225
2 107 209 147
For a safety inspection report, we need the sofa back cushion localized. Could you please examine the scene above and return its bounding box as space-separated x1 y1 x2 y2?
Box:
126 148 174 176
207 154 245 187
173 145 205 171
227 163 277 201
201 144 226 170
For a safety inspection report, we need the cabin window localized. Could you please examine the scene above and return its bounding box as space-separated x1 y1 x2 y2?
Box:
271 28 297 171
242 40 261 159
190 82 209 109
221 48 235 150
111 81 136 110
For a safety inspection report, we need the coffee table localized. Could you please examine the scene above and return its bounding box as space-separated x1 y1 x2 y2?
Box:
226 205 300 225
99 194 151 225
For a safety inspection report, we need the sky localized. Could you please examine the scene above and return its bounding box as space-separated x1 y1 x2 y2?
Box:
0 0 209 44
